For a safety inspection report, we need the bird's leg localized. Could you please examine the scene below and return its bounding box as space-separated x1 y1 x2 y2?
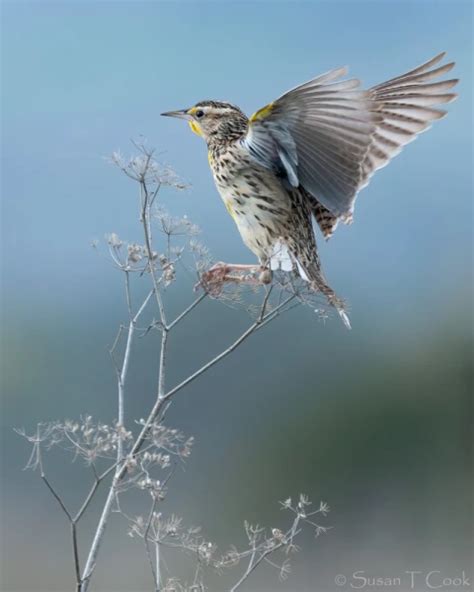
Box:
217 263 258 271
197 262 272 295
211 262 272 284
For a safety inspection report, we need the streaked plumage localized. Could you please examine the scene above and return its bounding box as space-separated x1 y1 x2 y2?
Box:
162 53 458 326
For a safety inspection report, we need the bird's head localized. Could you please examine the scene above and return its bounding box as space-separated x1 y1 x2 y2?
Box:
162 101 248 144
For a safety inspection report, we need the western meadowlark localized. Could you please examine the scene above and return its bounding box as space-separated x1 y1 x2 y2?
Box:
162 52 458 327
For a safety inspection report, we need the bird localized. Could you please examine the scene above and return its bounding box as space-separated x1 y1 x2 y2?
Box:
162 52 458 328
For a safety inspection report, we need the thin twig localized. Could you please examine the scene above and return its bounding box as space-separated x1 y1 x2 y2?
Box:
41 473 72 521
73 458 121 524
37 445 83 588
71 522 81 587
140 180 167 327
167 293 207 331
81 288 154 590
229 515 302 592
158 329 168 401
144 497 159 591
73 478 99 523
162 292 292 403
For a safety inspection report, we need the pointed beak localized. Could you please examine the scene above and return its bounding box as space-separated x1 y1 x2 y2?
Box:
161 109 190 120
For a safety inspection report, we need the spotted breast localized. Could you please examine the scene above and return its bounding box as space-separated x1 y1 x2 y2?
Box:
209 143 295 271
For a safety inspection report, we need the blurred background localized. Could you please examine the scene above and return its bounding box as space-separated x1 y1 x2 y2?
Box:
1 1 472 591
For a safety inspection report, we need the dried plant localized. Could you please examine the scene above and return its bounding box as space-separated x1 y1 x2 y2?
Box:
17 141 331 591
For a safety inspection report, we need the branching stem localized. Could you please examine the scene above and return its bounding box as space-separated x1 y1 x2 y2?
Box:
25 145 317 592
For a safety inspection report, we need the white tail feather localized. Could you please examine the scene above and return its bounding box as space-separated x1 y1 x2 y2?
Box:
270 240 294 272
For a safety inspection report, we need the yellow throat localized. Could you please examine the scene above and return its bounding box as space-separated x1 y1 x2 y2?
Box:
188 121 202 137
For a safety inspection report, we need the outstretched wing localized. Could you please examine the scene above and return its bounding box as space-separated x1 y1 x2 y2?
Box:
243 53 458 221
359 53 457 190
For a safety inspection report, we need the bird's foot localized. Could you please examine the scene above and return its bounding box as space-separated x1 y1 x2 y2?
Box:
196 262 272 295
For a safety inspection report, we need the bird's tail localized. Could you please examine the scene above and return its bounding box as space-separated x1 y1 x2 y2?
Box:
302 262 351 329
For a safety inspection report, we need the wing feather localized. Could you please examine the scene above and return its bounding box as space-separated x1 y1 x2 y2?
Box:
243 53 458 220
359 58 458 189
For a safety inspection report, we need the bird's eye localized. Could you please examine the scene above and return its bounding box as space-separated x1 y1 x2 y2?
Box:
195 110 204 118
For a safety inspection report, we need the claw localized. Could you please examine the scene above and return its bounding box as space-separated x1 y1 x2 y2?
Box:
259 268 272 284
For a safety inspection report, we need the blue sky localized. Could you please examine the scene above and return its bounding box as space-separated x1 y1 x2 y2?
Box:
1 0 472 323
